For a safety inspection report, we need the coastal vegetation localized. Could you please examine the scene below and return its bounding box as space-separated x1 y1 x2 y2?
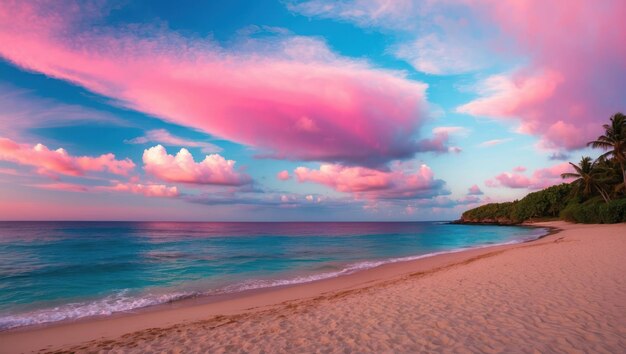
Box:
461 113 626 224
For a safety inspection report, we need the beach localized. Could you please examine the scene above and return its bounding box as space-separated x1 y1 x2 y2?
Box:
1 221 625 353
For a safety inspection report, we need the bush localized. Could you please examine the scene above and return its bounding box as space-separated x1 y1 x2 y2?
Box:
462 183 573 224
573 203 601 223
510 184 572 222
461 201 516 223
560 202 580 222
600 199 626 223
559 198 626 223
462 182 626 224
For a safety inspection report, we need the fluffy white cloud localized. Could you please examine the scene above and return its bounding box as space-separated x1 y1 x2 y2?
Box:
143 145 251 186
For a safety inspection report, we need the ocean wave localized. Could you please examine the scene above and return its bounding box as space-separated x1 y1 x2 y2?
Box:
0 290 197 330
1 229 545 330
210 235 536 294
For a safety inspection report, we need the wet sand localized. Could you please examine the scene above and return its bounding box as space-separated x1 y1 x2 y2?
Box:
1 221 625 353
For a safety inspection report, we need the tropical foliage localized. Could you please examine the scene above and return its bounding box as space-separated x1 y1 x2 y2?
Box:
461 184 573 224
587 112 626 193
461 113 626 224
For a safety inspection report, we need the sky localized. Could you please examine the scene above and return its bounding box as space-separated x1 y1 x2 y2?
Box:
0 0 624 221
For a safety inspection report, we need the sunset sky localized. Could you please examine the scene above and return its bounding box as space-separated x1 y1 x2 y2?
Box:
0 0 624 221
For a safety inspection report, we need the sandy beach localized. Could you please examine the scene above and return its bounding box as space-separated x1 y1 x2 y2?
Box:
1 221 625 353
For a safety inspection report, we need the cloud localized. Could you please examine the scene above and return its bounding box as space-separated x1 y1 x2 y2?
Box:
99 182 180 198
142 145 251 186
0 167 23 176
287 0 420 29
458 71 563 119
467 184 483 195
0 137 135 178
0 2 433 166
294 162 448 200
188 191 349 209
0 84 125 138
456 0 626 150
478 138 512 147
126 129 222 153
394 33 487 75
277 170 291 181
293 0 626 149
432 126 469 137
30 182 89 192
416 128 463 154
485 163 573 190
30 180 179 198
289 1 494 75
415 195 482 209
548 151 571 161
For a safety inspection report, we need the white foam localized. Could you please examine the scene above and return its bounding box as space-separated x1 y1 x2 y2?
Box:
0 291 195 330
1 229 546 330
212 233 541 294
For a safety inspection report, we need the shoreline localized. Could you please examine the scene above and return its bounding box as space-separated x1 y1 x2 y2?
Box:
0 222 626 353
0 223 548 332
0 223 562 353
0 222 544 335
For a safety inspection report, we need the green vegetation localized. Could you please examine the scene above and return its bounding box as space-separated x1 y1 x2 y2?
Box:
560 198 626 224
461 184 575 224
460 113 626 224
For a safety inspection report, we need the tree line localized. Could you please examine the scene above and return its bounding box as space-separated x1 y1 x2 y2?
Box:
460 113 626 224
562 113 626 203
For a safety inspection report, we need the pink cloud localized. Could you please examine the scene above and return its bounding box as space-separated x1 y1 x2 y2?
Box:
458 71 563 120
143 145 251 186
31 183 89 193
0 167 22 176
416 129 462 154
532 163 574 182
0 137 134 178
467 184 483 195
277 170 291 181
292 1 626 150
0 2 432 166
486 173 534 189
432 126 468 136
485 163 573 190
458 0 626 150
30 180 179 198
512 166 526 172
294 163 447 199
102 182 180 198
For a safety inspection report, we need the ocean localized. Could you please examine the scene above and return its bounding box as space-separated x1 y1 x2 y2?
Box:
0 221 547 330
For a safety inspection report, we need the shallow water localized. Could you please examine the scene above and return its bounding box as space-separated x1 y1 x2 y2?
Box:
0 221 547 329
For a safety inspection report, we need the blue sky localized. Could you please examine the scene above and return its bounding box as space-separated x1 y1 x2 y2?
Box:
0 0 620 221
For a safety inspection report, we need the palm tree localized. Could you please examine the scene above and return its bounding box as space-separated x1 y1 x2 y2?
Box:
595 157 623 197
587 112 626 193
561 156 611 203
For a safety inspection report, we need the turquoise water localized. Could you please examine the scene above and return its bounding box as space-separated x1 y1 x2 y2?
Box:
0 222 547 329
